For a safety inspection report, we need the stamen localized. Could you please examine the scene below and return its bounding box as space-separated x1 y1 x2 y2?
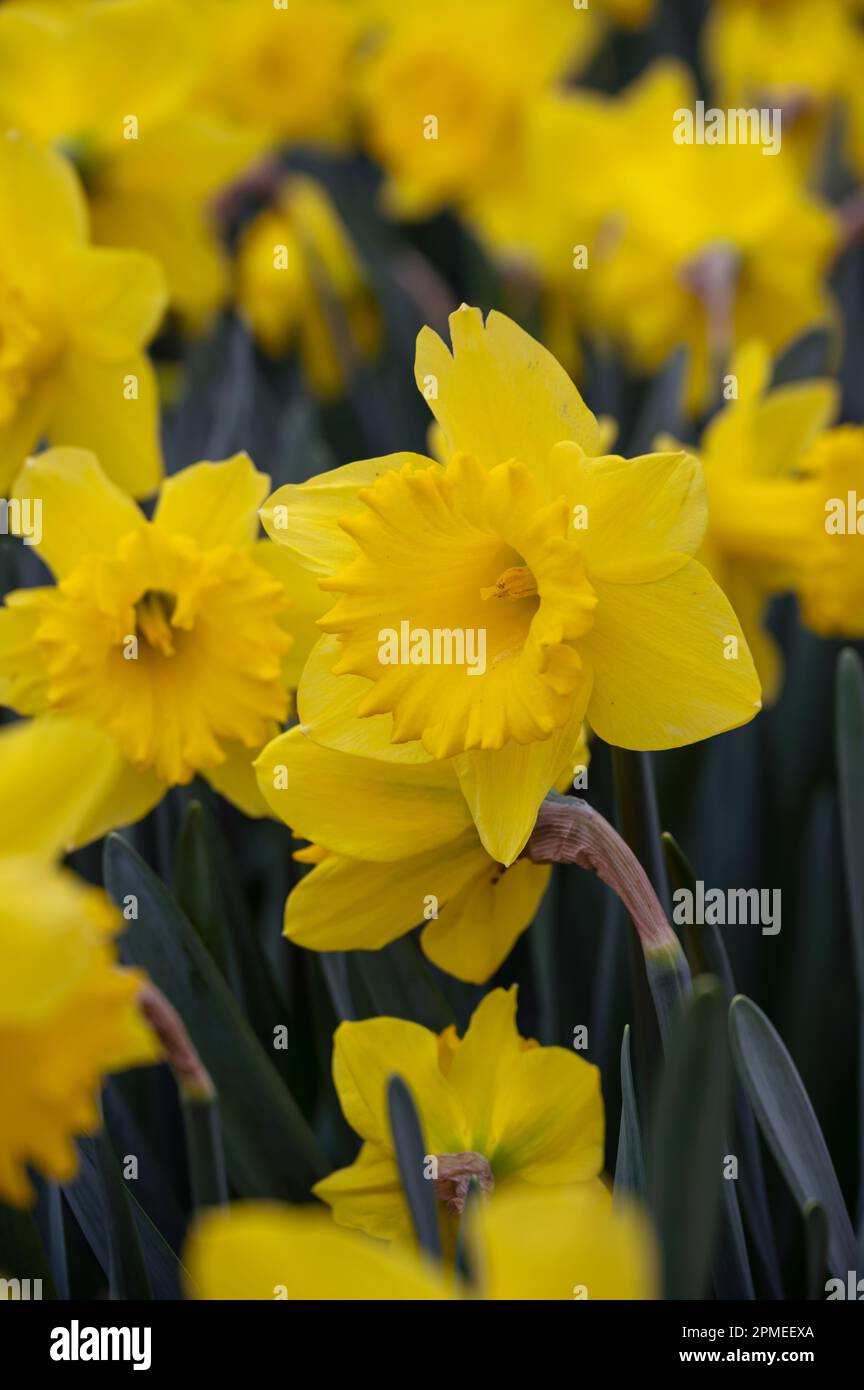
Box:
480 565 538 601
135 589 177 657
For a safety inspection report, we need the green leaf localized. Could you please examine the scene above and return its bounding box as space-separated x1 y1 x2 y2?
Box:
104 833 327 1201
648 978 731 1300
804 1200 828 1301
0 1202 55 1299
729 994 857 1276
182 1097 229 1212
614 1025 645 1201
94 1126 152 1300
352 936 455 1033
387 1075 441 1261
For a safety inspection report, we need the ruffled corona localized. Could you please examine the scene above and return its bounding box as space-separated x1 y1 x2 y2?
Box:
319 453 596 758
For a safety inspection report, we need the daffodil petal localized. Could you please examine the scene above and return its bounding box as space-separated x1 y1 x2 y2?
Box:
473 1185 657 1300
421 860 551 983
11 448 142 578
184 1202 448 1301
283 833 484 951
298 635 434 763
313 1142 406 1241
154 453 269 551
46 353 163 499
331 1016 465 1153
584 561 762 749
256 727 472 863
414 304 601 473
0 589 50 714
251 540 329 687
260 453 434 577
60 243 167 361
553 443 707 581
69 752 166 849
453 693 592 865
204 739 273 819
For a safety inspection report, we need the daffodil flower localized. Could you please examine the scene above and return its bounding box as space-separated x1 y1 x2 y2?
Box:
796 424 864 637
661 341 838 700
0 0 262 332
0 717 158 1206
184 1182 657 1300
0 448 323 839
355 0 601 219
262 305 761 865
308 987 604 1251
0 132 166 497
587 61 839 412
235 175 380 399
259 725 585 980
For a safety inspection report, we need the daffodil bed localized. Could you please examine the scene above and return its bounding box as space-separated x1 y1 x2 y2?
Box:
0 0 863 1314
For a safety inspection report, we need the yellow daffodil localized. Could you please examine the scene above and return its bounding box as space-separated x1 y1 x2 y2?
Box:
355 0 601 218
796 425 864 637
0 0 261 332
0 132 165 497
194 0 361 147
588 61 839 412
705 0 864 176
0 716 158 1205
184 1183 656 1300
0 448 323 837
262 304 761 865
663 342 839 700
311 987 604 1251
257 726 588 980
235 175 380 399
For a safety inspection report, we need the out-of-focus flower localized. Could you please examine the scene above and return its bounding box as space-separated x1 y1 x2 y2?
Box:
0 132 165 496
184 1182 657 1300
312 987 604 1247
588 61 839 412
705 0 864 177
262 305 761 865
0 449 323 833
796 425 864 636
256 729 588 980
355 0 601 218
0 716 158 1206
662 341 839 700
194 0 361 147
0 0 260 332
235 175 380 399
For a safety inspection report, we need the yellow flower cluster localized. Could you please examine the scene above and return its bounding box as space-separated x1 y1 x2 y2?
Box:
0 0 860 1304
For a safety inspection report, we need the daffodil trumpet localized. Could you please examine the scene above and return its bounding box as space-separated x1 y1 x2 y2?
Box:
526 792 691 1041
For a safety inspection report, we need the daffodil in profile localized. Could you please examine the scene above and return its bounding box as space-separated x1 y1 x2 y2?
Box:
0 448 321 837
235 175 380 399
663 341 838 700
255 728 580 982
184 1182 656 1300
0 717 158 1206
588 61 838 412
311 987 604 1251
262 304 761 864
0 132 166 496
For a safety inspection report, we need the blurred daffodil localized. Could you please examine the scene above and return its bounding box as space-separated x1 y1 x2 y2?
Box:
0 448 322 835
184 1182 656 1300
796 424 864 637
194 0 361 147
0 716 158 1206
235 175 380 399
262 305 761 865
256 728 587 980
312 987 604 1248
0 132 165 496
588 61 839 412
661 342 839 700
0 0 260 331
356 0 601 218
